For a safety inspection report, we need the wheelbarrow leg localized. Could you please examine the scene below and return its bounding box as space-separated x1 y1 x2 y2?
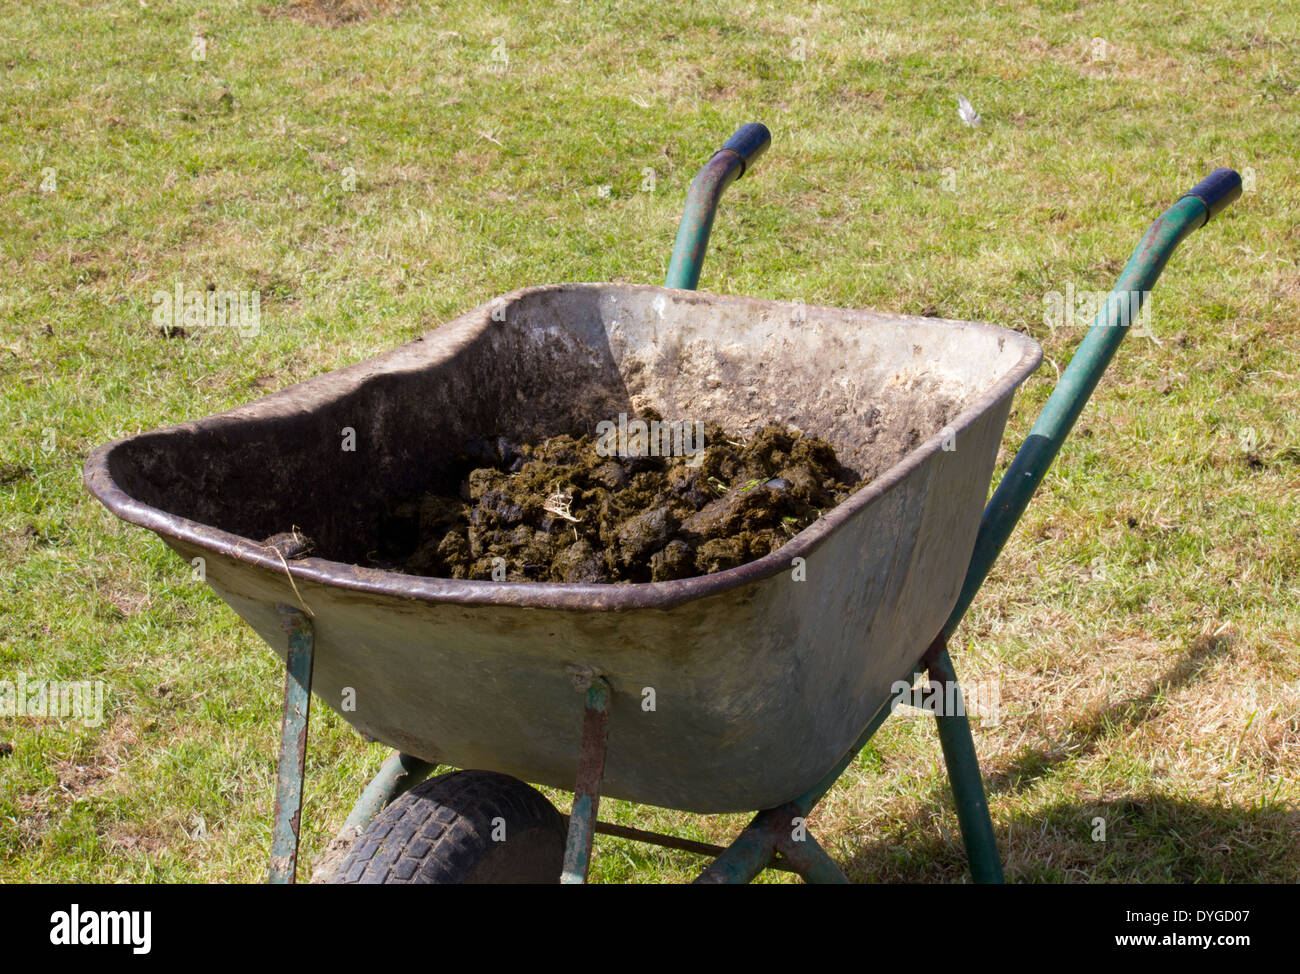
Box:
561 676 610 884
269 606 314 884
775 824 850 884
339 751 437 838
925 637 1003 884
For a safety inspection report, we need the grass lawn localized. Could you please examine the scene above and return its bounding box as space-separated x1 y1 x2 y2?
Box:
1 0 1296 883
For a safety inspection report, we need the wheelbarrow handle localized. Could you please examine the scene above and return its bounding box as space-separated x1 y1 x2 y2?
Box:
664 123 772 290
942 168 1243 638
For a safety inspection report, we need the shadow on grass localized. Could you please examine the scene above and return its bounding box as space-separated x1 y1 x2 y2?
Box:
833 629 1293 882
836 795 1298 883
983 625 1236 796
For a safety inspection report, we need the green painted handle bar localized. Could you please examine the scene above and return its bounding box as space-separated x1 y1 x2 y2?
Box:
665 126 1241 637
943 167 1241 637
664 123 770 289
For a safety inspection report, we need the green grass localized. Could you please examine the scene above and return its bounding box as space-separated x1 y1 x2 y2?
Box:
2 0 1297 883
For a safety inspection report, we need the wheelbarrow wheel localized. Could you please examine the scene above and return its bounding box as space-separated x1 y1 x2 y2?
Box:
331 770 567 884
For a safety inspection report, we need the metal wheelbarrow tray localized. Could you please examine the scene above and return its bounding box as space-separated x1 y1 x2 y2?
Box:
84 124 1242 884
86 282 1038 814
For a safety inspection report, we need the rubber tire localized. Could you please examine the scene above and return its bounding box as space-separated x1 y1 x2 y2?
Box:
332 770 567 884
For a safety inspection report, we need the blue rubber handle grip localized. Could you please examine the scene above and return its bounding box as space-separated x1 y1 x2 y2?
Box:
1181 168 1242 224
720 123 771 178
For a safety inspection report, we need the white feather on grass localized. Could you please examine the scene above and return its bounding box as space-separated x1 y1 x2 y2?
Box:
957 94 982 128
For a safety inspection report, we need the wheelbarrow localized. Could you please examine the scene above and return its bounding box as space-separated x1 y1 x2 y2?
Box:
83 123 1241 884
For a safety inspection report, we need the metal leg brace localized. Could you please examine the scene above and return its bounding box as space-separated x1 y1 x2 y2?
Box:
561 677 611 884
268 606 314 884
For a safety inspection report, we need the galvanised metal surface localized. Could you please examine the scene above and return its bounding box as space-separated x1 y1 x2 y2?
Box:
84 283 1039 813
693 661 924 883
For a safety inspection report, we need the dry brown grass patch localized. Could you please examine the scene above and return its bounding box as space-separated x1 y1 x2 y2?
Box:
267 0 399 28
